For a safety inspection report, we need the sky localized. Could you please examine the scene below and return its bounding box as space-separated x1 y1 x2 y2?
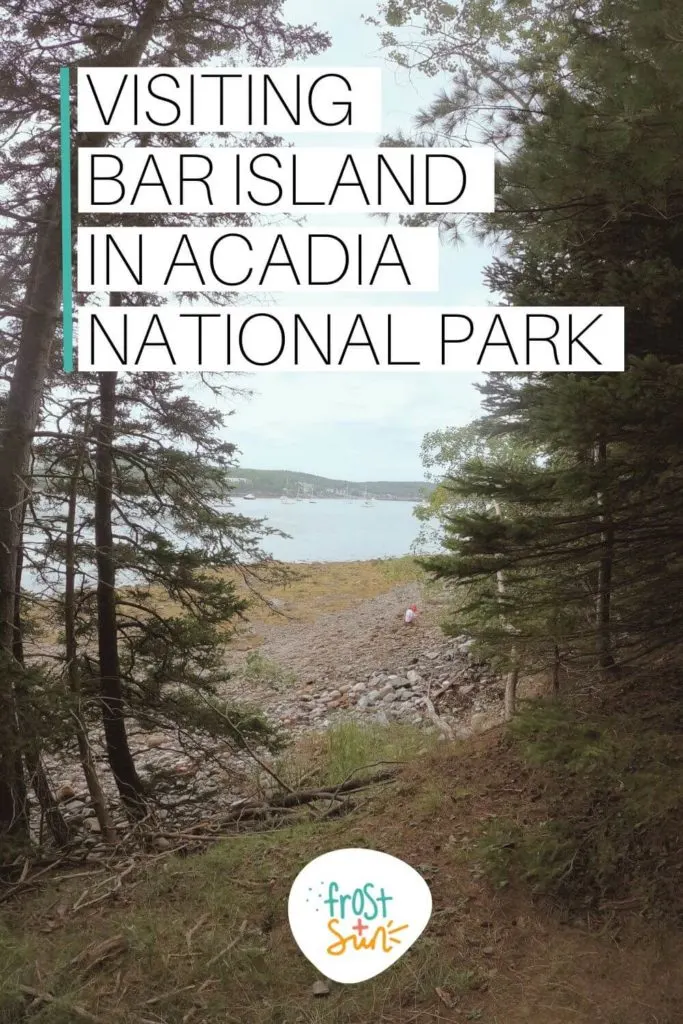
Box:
225 0 494 481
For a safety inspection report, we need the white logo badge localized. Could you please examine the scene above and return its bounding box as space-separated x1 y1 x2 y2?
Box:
288 848 432 984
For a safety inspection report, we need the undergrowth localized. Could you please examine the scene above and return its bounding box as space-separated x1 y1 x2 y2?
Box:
474 699 683 920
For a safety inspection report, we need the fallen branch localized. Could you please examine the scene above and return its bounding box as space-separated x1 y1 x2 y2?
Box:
144 983 197 1006
0 856 67 905
19 985 107 1023
2 768 398 912
70 933 128 975
205 918 248 968
270 767 399 807
422 695 455 740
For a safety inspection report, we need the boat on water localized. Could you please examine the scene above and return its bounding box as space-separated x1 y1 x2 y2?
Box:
281 475 295 502
243 493 256 500
363 487 375 507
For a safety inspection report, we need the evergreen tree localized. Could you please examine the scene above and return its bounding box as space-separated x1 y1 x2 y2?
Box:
379 0 683 687
0 0 329 842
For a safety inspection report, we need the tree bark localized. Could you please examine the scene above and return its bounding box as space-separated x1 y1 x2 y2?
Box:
65 421 117 843
551 644 561 697
0 0 166 837
504 655 519 721
492 500 518 720
595 439 617 674
95 370 145 816
13 489 72 849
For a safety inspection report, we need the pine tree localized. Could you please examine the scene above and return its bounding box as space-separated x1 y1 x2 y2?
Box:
0 0 329 842
380 0 683 688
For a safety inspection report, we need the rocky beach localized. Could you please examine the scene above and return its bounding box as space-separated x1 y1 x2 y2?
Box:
44 566 508 855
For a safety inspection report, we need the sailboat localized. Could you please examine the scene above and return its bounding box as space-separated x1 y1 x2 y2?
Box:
281 474 294 503
363 487 375 507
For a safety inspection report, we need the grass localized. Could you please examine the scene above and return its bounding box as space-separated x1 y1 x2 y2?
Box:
25 557 426 658
274 721 439 791
235 557 425 632
242 650 298 690
3 695 683 1023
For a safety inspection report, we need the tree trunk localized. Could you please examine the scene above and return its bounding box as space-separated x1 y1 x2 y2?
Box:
65 426 117 844
492 500 519 720
551 645 561 697
95 370 145 816
0 0 166 838
504 654 519 722
13 489 72 848
595 439 617 674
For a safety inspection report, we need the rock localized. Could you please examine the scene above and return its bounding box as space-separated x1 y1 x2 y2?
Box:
56 784 75 802
311 980 331 997
406 669 421 685
382 691 397 704
153 837 172 851
365 690 380 704
146 734 166 749
65 800 87 814
459 683 475 695
391 677 409 689
85 818 101 833
425 652 439 660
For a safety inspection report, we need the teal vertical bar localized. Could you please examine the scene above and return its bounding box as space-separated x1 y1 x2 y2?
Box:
60 67 73 373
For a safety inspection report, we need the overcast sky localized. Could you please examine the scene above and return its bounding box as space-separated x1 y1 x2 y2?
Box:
226 0 493 481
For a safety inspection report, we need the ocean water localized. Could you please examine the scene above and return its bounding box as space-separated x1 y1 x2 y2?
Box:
236 498 431 562
22 498 435 595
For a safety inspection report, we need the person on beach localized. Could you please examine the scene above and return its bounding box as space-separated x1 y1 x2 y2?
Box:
404 604 418 625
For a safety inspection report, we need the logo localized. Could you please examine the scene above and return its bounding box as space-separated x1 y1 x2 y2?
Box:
288 848 432 984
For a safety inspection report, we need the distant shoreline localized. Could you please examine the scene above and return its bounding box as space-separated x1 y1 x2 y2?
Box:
235 494 421 502
229 468 431 504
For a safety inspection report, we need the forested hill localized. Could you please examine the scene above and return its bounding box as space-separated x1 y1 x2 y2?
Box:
228 468 431 500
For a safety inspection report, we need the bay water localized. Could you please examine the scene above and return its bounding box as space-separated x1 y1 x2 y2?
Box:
236 497 430 562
